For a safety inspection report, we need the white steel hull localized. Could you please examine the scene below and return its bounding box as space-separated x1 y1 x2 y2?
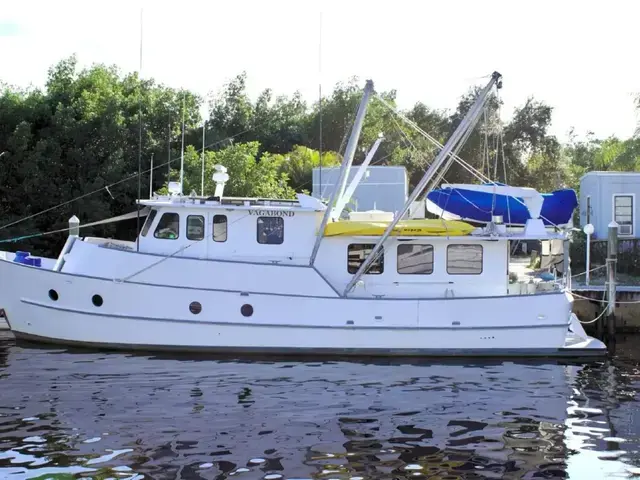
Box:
0 258 606 357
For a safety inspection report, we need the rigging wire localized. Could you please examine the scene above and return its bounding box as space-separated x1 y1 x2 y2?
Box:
375 94 563 229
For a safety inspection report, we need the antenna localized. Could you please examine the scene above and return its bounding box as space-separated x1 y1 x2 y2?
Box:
200 103 208 196
179 92 185 195
149 153 154 198
318 11 323 201
136 7 143 252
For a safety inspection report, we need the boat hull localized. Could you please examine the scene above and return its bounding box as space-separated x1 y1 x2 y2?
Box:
0 258 605 357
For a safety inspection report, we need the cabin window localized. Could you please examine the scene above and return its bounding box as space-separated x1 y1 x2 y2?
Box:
397 244 434 274
614 195 634 236
213 215 227 242
257 217 284 245
141 209 158 236
154 212 180 239
187 215 205 241
347 244 384 274
447 244 483 275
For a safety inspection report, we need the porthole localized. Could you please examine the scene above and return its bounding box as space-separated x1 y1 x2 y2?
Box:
189 301 202 315
48 289 59 301
241 304 253 317
92 294 103 307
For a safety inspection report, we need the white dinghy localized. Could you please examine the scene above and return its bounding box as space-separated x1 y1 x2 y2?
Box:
0 72 606 357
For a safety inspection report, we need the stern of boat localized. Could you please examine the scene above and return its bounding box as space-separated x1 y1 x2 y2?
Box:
562 312 608 355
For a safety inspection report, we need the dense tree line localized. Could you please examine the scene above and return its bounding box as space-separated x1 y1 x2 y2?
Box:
1 56 638 257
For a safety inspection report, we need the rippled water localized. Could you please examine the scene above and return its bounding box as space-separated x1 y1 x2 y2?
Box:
1 331 640 479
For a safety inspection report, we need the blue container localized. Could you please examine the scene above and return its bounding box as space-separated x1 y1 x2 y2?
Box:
13 251 42 267
13 251 29 264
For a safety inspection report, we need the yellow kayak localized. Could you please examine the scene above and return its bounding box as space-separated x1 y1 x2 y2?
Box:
323 218 475 237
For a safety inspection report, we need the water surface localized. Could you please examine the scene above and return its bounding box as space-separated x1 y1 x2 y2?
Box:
1 331 640 479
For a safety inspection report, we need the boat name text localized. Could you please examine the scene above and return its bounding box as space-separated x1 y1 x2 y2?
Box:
248 210 295 217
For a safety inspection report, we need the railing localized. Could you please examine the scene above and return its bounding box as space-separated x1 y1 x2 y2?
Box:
571 237 640 278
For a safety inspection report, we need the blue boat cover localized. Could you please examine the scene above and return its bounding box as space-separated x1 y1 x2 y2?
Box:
426 184 577 226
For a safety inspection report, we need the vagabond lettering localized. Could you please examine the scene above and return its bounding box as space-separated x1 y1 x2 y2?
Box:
248 210 295 217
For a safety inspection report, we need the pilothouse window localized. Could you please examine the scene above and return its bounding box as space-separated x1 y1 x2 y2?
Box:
347 244 384 274
447 244 483 274
141 209 157 237
213 215 227 242
154 212 180 240
257 217 284 245
187 215 205 241
397 244 433 274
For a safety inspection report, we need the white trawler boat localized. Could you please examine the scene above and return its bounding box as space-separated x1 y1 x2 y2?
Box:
0 72 606 356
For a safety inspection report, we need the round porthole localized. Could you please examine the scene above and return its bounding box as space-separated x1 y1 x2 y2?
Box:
92 295 103 307
48 289 59 301
189 301 202 315
241 304 253 317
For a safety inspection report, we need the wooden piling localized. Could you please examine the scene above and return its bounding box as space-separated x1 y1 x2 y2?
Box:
606 221 618 345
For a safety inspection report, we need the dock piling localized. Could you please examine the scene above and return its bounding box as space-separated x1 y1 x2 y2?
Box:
606 221 618 344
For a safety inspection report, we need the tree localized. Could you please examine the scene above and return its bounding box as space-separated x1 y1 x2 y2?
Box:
275 145 341 195
166 142 296 199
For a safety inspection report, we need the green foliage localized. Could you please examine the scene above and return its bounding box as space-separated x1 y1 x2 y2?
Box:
275 145 341 195
162 142 297 199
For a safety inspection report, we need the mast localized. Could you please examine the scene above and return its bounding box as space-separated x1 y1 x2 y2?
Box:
343 71 502 295
136 7 143 253
332 80 375 219
179 92 186 195
318 11 323 202
309 79 374 267
333 135 383 218
201 118 206 196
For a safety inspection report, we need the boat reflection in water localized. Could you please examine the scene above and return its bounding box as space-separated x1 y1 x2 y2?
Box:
0 336 637 479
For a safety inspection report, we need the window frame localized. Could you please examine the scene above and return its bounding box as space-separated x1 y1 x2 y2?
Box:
347 243 384 275
153 212 180 240
446 244 483 275
212 214 228 243
397 243 434 275
612 194 634 237
257 216 284 245
141 209 158 237
186 215 205 241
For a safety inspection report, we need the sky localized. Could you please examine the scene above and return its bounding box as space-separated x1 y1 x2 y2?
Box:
1 0 638 142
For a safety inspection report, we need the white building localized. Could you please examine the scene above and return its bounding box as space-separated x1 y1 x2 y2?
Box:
579 171 640 239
